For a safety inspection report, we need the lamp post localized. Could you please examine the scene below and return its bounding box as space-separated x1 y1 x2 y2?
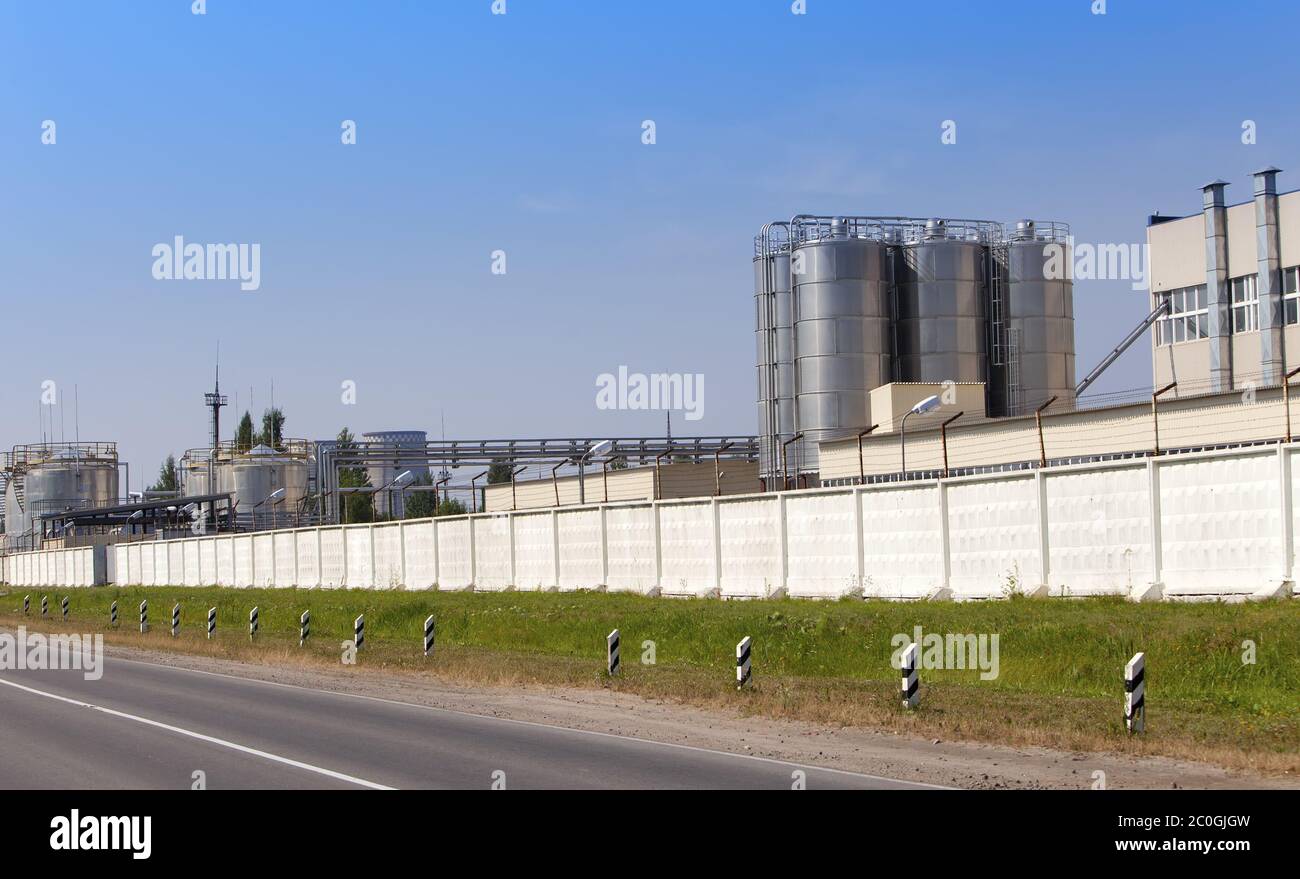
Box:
780 433 804 492
435 475 451 513
1035 396 1058 468
1151 382 1177 456
252 488 286 531
856 425 879 484
376 470 414 520
714 441 733 496
900 395 941 478
510 465 528 511
470 470 488 514
577 440 614 505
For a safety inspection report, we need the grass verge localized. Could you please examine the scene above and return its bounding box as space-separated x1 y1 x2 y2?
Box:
1 586 1296 775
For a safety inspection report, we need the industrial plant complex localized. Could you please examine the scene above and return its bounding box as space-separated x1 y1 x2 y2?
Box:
5 170 1300 603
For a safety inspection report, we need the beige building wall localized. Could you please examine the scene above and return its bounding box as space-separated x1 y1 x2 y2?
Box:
868 382 987 433
484 461 760 512
818 384 1297 482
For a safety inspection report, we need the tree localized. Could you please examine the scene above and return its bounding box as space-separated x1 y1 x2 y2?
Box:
402 474 438 520
436 498 467 517
150 454 179 492
487 460 514 484
257 407 286 449
235 411 255 451
336 427 374 523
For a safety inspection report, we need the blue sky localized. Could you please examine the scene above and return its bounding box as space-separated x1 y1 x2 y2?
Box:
1 0 1296 490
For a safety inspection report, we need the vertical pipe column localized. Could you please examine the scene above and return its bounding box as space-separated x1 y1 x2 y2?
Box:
1255 167 1285 385
1203 180 1233 393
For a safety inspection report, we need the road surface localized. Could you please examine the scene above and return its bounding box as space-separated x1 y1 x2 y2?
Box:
0 651 942 790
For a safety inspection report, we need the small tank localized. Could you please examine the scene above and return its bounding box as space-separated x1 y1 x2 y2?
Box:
230 444 309 525
3 443 119 549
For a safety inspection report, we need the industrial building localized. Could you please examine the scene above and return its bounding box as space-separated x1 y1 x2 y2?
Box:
754 215 1076 487
1148 167 1300 393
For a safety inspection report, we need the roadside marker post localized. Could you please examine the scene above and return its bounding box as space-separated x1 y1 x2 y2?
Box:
110 600 118 628
207 607 216 639
139 600 148 634
41 595 48 617
61 597 68 621
171 603 181 638
249 607 259 640
736 636 752 689
902 642 920 709
354 614 365 651
300 610 310 647
22 595 29 615
423 615 435 657
1125 652 1146 734
607 629 620 676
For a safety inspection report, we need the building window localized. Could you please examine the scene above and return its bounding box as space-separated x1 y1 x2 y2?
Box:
1156 284 1208 346
1285 266 1300 326
1230 274 1259 333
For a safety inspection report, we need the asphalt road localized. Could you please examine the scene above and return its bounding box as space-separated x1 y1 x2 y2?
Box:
0 651 941 790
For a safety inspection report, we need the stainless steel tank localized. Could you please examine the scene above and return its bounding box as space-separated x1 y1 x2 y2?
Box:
230 444 308 525
360 430 429 518
1005 220 1076 415
894 219 988 384
7 445 119 546
753 223 795 483
790 218 891 476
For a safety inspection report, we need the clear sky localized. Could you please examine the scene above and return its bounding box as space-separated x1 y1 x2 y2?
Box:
2 0 1296 491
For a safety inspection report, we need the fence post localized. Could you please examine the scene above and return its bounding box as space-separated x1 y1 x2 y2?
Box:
1036 469 1051 594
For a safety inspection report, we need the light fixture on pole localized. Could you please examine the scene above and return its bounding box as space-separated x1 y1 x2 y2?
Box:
577 440 614 504
900 395 941 477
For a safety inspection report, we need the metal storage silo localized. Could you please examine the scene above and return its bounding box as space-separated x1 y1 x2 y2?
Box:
789 217 891 477
894 219 989 385
753 223 795 485
361 430 430 518
1004 220 1076 415
3 443 119 548
230 444 309 527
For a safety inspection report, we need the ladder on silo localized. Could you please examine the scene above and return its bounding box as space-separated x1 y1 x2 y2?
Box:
987 244 1021 414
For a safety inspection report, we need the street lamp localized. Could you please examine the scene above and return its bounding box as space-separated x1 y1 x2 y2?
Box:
577 440 614 504
900 395 941 477
253 488 286 530
378 470 415 519
470 470 488 514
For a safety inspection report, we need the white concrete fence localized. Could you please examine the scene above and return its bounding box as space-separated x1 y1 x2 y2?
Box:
3 443 1298 601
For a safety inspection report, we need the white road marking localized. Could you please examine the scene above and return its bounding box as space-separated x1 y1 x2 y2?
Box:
107 654 951 789
0 674 394 791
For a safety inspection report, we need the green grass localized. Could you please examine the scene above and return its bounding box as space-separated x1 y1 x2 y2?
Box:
3 586 1297 770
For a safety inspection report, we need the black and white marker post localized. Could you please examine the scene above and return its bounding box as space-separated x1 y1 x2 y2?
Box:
110 600 118 628
139 600 148 634
423 614 434 657
354 614 365 651
61 596 68 621
901 642 920 709
207 607 216 639
171 603 180 638
300 610 310 647
1125 652 1145 734
22 595 29 615
249 606 259 640
736 636 752 689
41 595 48 617
607 628 620 676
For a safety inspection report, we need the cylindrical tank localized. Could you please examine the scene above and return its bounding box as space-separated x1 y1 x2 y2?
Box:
12 447 119 544
753 225 795 483
230 445 308 523
894 219 988 384
361 430 430 518
1006 220 1076 415
791 219 891 475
